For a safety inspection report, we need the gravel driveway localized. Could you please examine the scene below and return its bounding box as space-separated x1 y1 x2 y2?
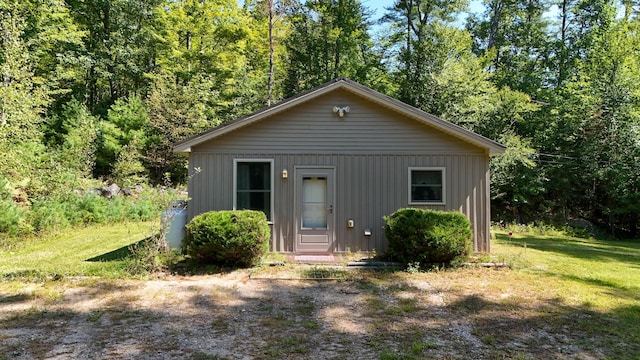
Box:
0 268 608 359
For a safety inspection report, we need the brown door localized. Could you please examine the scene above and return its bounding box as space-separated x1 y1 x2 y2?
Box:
295 167 335 253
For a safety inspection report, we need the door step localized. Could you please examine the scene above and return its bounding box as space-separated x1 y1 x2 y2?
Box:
293 255 337 264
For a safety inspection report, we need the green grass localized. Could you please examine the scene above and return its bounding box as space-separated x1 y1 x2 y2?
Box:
489 231 640 357
493 231 640 309
0 221 156 280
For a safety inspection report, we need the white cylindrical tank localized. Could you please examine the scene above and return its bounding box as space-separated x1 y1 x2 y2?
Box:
162 200 188 249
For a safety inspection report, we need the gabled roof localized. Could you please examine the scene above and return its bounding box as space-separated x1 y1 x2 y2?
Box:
173 78 506 155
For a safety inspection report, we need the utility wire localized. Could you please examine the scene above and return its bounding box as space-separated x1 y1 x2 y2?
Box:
526 152 640 167
494 149 639 166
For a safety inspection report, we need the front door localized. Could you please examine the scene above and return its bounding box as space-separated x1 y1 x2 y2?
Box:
295 168 335 253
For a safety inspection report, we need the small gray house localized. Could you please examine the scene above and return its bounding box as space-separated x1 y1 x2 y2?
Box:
174 78 505 254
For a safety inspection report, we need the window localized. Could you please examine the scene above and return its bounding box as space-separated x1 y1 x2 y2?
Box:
409 167 445 204
234 160 273 221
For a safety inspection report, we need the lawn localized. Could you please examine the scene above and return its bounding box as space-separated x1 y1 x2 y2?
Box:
0 225 639 359
0 221 156 279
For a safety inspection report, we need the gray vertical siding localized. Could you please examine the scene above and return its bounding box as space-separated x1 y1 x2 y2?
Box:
185 88 493 253
187 153 490 253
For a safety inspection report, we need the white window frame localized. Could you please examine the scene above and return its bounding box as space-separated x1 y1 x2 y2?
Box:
233 159 274 222
408 167 446 205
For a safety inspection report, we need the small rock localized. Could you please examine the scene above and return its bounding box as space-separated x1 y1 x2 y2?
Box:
105 183 121 196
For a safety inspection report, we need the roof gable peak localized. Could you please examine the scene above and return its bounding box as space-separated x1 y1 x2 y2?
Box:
173 78 506 155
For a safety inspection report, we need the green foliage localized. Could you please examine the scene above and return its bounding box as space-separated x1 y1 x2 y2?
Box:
283 0 386 95
184 210 270 267
126 234 178 275
1 0 640 242
113 135 147 187
384 0 467 111
0 179 30 237
0 4 50 186
490 134 544 222
154 0 255 82
384 208 472 266
466 0 549 95
496 222 593 239
145 71 229 183
153 0 269 119
54 100 98 179
0 187 172 237
31 194 111 232
97 95 150 177
65 0 161 113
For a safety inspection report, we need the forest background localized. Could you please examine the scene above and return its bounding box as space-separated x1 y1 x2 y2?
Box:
1 0 639 239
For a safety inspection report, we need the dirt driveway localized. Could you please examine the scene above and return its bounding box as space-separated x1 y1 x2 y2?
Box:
0 267 609 359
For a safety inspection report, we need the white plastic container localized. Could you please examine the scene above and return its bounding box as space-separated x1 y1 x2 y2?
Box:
161 201 187 249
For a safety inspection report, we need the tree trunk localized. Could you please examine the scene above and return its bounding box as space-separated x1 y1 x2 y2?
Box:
558 0 569 87
267 0 275 106
186 31 192 73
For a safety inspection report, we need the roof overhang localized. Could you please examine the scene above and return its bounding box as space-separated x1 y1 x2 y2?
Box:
173 78 506 155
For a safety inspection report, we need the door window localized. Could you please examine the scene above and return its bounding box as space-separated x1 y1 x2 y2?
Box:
302 176 327 228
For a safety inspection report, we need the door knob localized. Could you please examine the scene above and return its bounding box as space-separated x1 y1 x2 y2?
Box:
328 205 333 213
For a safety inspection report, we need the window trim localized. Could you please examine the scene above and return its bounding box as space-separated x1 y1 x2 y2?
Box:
408 167 446 205
233 159 274 222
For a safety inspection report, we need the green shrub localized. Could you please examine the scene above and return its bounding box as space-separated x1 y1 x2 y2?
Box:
125 197 158 221
0 198 29 237
1 186 176 238
0 178 30 237
184 210 270 267
384 208 472 266
27 189 172 234
30 199 71 232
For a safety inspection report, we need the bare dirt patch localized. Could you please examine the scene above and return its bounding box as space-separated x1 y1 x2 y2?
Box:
0 268 615 359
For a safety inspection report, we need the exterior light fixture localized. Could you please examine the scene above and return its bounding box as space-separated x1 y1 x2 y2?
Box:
282 169 288 179
333 106 350 117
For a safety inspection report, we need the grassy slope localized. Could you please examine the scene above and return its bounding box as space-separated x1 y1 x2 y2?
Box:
493 232 640 308
0 221 156 279
488 232 640 357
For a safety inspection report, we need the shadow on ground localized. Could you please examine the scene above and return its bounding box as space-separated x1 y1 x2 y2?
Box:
1 270 637 360
496 233 640 265
85 237 152 262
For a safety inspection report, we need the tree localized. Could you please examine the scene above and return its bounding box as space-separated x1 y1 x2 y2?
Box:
145 72 217 183
429 45 542 219
0 4 49 190
154 0 270 118
96 95 149 177
250 0 289 105
66 0 161 113
466 0 550 96
383 0 473 112
56 100 98 180
568 19 640 236
547 0 615 89
521 4 640 234
113 134 146 187
283 0 384 95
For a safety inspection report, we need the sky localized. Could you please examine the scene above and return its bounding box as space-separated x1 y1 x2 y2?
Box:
361 0 487 25
359 0 572 33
